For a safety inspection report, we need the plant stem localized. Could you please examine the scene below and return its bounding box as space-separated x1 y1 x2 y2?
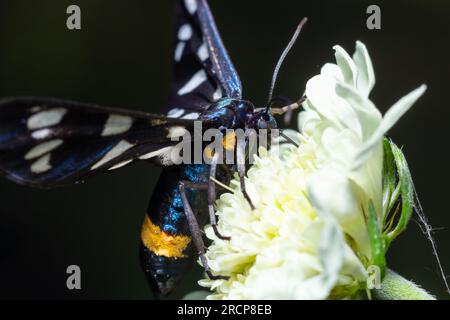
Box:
373 269 436 300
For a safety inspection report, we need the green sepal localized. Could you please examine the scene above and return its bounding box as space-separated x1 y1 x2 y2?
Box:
384 140 414 247
367 200 386 278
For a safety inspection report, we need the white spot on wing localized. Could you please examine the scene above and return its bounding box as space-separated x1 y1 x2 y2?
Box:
213 86 222 100
184 0 197 14
178 24 192 41
27 108 67 130
167 126 188 139
25 139 64 160
167 108 185 118
139 146 173 160
91 140 134 170
159 151 175 165
177 70 207 95
174 42 185 62
30 154 52 173
108 159 133 170
181 112 199 120
31 128 52 140
101 114 133 136
30 106 43 113
197 43 209 61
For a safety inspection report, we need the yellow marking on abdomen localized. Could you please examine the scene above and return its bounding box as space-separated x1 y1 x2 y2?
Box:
141 215 191 258
223 132 236 151
203 132 236 160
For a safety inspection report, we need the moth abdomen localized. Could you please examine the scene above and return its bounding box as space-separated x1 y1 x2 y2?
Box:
140 164 209 297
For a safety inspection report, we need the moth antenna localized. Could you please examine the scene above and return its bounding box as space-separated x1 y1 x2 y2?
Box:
266 17 308 112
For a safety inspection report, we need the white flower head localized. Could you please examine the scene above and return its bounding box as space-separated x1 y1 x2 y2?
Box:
199 41 426 300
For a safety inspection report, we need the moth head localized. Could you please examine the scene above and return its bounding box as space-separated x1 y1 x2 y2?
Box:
248 108 278 130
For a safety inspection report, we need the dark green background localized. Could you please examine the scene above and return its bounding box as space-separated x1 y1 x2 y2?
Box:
0 0 449 299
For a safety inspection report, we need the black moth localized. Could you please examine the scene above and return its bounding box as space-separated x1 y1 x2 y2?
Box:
0 0 306 297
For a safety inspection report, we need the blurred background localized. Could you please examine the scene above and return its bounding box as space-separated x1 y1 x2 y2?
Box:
0 0 449 299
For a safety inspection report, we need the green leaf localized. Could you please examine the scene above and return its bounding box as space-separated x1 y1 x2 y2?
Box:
385 140 414 246
367 200 386 278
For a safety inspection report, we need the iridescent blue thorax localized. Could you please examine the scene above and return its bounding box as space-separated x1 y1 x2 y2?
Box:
201 98 278 131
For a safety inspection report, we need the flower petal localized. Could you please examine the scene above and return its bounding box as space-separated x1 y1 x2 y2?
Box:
333 45 357 87
352 41 375 96
335 82 381 140
321 63 343 81
307 167 357 221
352 84 427 170
183 290 210 300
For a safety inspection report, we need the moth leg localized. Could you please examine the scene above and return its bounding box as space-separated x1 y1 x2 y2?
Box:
271 95 306 126
208 152 231 240
279 130 300 148
179 180 229 280
236 134 255 210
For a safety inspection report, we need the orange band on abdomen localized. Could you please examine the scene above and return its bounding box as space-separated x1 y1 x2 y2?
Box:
141 215 191 258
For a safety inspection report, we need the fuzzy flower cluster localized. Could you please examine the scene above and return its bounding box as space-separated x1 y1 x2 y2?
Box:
198 41 426 299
